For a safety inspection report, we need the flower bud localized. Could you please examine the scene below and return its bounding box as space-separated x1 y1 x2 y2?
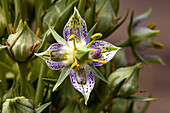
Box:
2 96 34 113
7 20 41 62
94 0 116 35
108 63 142 97
0 7 6 37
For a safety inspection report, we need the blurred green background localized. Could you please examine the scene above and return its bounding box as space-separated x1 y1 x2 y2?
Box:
105 0 170 112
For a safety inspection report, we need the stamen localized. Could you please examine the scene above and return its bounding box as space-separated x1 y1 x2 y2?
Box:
90 59 108 64
69 34 77 50
69 34 76 41
86 33 103 48
71 60 80 69
91 33 102 39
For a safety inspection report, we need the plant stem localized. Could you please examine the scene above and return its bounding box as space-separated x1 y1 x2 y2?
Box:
35 43 49 106
18 62 28 97
1 0 11 35
35 60 48 106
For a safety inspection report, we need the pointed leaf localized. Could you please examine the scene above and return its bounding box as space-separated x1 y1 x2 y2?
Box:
47 22 68 46
53 66 71 91
42 78 57 85
128 11 134 37
35 102 51 113
103 9 129 38
88 65 107 83
140 101 150 113
126 96 159 101
86 23 97 44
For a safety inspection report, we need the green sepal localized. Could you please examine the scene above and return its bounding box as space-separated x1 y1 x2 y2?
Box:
35 102 51 113
75 47 91 61
126 96 159 102
47 22 68 46
53 66 71 91
88 64 107 83
86 23 97 44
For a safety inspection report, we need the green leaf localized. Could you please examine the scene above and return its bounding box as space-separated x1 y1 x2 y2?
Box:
47 22 68 46
103 9 129 38
35 102 51 113
42 78 57 85
86 23 97 44
88 65 107 83
53 66 71 91
140 101 150 113
126 96 159 101
128 11 134 37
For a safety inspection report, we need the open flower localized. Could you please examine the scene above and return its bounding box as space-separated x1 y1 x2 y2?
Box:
35 7 120 104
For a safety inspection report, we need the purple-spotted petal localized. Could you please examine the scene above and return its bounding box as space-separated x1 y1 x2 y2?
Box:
89 41 120 66
35 43 73 70
70 65 94 105
63 7 87 47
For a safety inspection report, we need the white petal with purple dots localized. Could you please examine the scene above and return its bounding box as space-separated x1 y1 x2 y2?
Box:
63 7 87 48
88 40 120 66
70 65 95 105
35 43 73 70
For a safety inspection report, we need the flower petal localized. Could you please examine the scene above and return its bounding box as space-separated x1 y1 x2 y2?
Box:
70 65 94 105
63 7 87 47
89 41 120 66
35 43 73 70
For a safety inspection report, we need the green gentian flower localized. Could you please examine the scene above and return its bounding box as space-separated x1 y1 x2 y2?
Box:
35 7 120 104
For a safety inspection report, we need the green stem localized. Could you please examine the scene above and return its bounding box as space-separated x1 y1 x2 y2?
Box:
1 0 11 35
106 61 111 79
35 43 49 106
94 94 112 113
18 62 28 97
